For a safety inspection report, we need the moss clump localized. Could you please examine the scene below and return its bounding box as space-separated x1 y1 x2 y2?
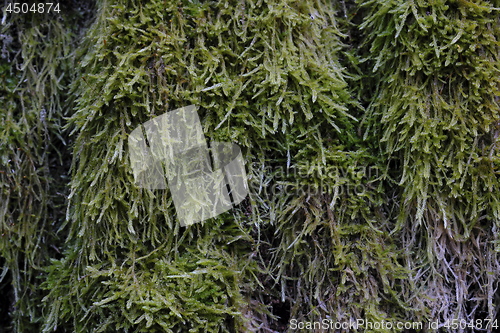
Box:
40 0 411 331
3 0 498 331
0 2 93 331
358 0 500 326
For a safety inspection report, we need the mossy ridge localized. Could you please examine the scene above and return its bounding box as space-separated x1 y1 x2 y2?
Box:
39 0 410 331
4 0 497 331
359 0 500 327
0 3 93 331
241 1 411 329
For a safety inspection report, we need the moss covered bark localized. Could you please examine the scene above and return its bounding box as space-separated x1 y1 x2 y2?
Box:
0 2 92 331
358 0 500 326
0 0 499 332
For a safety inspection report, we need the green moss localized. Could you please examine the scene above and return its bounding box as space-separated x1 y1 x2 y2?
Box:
2 0 498 331
40 0 412 331
0 4 92 331
359 0 500 327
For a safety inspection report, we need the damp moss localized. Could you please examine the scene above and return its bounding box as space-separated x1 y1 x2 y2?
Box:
0 3 92 331
2 0 498 332
359 0 500 328
39 0 412 331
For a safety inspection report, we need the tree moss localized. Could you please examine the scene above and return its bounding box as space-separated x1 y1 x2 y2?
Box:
359 0 500 327
0 2 93 331
1 0 498 332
